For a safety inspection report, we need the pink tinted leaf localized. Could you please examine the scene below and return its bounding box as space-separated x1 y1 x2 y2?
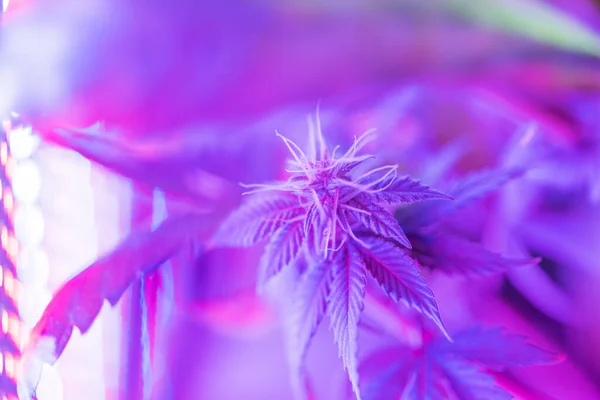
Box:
348 200 412 248
437 357 513 400
358 237 448 338
258 220 305 288
289 257 335 399
328 246 368 399
184 290 276 339
213 194 304 247
413 233 539 277
435 326 564 370
20 214 206 398
361 175 453 206
36 126 242 206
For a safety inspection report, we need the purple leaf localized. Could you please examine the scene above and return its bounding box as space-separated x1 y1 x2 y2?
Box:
360 325 561 400
289 257 335 399
257 220 305 289
358 236 448 338
398 168 524 230
412 233 539 277
213 194 304 247
20 214 207 398
328 245 368 399
437 358 513 400
405 355 447 400
348 200 412 248
434 326 564 370
446 167 525 213
338 155 376 175
303 204 318 236
36 126 245 206
359 347 414 400
360 174 453 206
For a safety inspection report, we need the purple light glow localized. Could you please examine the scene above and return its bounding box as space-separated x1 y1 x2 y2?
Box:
2 1 600 399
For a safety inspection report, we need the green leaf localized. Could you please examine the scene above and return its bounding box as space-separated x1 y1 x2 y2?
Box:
443 0 600 57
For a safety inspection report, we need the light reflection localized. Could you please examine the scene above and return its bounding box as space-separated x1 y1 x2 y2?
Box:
12 160 41 204
36 364 65 400
16 248 49 289
8 126 40 160
14 205 45 247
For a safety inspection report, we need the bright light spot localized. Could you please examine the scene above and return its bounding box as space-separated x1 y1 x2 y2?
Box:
2 0 9 13
0 142 7 165
1 310 7 334
14 205 45 247
4 352 14 379
36 364 64 400
17 248 50 288
8 125 40 160
12 160 41 204
3 269 13 297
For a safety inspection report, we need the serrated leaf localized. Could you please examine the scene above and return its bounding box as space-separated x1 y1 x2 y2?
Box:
213 194 304 247
358 236 447 338
413 232 539 277
20 214 206 398
258 220 305 289
437 357 513 400
434 326 563 370
289 257 335 400
328 246 368 400
398 168 524 230
361 175 453 206
348 200 412 248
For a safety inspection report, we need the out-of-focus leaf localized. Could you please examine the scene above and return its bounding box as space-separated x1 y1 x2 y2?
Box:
18 214 207 400
412 232 539 277
443 0 600 57
184 290 277 339
2 0 569 132
360 324 562 400
35 125 248 206
398 167 524 230
438 358 513 400
433 326 564 369
359 346 414 400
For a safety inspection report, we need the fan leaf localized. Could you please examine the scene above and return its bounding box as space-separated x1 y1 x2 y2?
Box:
328 245 368 399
